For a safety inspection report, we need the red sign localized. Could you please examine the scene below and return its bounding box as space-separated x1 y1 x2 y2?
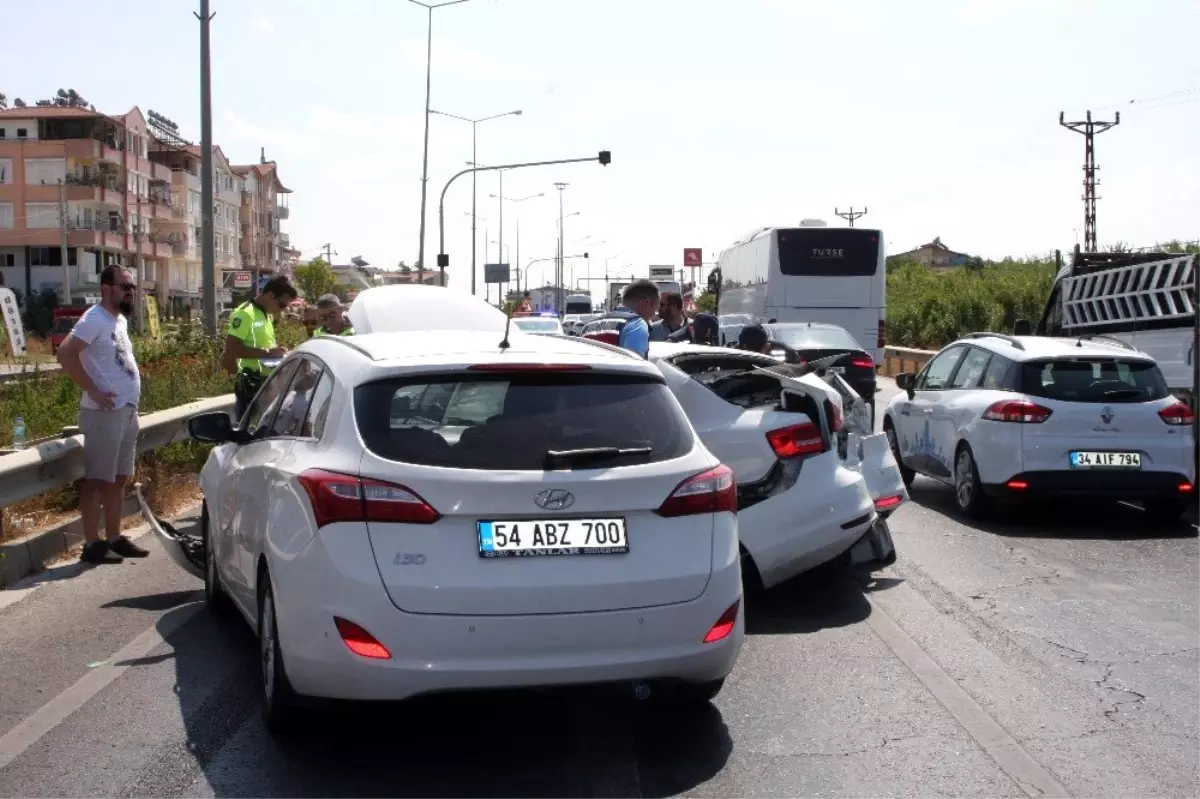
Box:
683 248 702 267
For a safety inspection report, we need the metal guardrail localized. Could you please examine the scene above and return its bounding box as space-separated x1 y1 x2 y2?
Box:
881 346 938 377
0 394 234 509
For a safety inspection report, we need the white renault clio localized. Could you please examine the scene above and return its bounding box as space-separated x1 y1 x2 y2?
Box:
145 287 743 731
884 332 1196 524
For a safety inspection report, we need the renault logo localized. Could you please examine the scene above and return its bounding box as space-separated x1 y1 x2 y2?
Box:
1100 406 1114 424
534 489 575 510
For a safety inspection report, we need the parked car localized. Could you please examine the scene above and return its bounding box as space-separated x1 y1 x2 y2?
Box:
763 322 878 424
648 341 905 590
884 332 1196 523
144 285 744 731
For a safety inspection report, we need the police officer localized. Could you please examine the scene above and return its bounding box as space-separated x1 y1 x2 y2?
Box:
311 294 354 337
221 275 298 420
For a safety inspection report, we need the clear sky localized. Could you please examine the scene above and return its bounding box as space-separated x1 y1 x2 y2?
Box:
4 0 1199 293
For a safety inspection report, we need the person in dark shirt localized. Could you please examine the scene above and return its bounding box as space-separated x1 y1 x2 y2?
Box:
667 312 720 345
738 323 772 353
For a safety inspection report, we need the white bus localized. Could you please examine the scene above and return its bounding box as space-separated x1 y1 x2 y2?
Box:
716 221 886 362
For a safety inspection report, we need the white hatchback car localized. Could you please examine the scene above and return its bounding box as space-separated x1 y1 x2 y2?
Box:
884 332 1196 523
145 288 743 730
649 342 907 589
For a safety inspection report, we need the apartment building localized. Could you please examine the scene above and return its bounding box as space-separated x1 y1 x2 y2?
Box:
0 100 175 304
0 92 296 314
231 151 291 283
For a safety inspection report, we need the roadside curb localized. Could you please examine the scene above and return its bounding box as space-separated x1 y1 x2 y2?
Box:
0 495 140 588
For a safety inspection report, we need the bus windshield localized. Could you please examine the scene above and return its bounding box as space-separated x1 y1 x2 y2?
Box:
776 228 881 277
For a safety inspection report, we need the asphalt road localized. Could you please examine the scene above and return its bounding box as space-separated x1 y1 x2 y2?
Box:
0 378 1195 797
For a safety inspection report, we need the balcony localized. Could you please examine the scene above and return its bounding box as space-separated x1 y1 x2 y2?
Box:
275 204 289 220
151 162 172 182
146 195 174 219
279 232 290 248
63 172 124 206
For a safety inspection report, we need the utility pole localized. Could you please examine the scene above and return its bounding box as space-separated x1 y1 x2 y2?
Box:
133 199 145 333
196 0 217 335
56 179 71 305
497 169 504 288
834 206 868 227
321 242 337 266
554 182 568 313
1059 110 1120 252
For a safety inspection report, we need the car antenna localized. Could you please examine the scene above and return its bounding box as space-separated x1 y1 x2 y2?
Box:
499 306 513 351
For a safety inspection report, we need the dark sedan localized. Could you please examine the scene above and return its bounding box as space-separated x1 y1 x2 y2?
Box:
763 322 878 421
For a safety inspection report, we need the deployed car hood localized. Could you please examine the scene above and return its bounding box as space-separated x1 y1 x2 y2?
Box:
348 285 519 336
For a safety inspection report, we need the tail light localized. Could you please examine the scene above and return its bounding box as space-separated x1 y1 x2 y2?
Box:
703 600 740 644
1006 479 1029 490
1180 482 1194 494
584 331 619 346
1158 402 1195 426
766 421 827 458
334 617 391 660
657 464 736 517
875 494 903 511
297 469 440 527
877 319 887 349
983 400 1052 424
850 355 874 369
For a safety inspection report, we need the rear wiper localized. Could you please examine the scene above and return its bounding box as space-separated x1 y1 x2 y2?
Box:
1101 388 1142 398
545 446 653 468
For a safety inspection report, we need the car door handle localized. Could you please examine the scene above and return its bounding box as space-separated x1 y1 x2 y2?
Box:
923 408 934 414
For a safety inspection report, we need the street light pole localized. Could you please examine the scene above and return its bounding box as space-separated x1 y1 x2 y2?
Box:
409 0 471 286
196 0 217 335
429 108 521 293
554 182 568 313
436 152 611 289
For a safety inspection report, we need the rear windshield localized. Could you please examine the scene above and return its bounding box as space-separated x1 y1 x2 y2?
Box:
514 319 560 333
1019 358 1169 404
768 325 862 351
354 371 694 470
777 228 881 277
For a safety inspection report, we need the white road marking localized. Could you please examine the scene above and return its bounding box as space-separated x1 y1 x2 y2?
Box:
865 595 1071 798
0 595 203 771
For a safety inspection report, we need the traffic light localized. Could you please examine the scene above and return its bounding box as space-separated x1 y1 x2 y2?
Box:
707 267 721 291
598 150 611 166
584 252 589 259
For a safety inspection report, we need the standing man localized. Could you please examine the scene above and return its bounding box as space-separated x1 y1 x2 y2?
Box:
221 275 297 420
613 279 659 358
311 294 354 337
649 292 687 342
56 265 148 564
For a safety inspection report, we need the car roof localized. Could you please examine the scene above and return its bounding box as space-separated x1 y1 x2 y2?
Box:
648 341 779 360
765 321 848 332
946 333 1155 362
307 329 657 375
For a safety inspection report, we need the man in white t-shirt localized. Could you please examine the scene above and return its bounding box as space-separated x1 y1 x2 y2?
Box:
56 266 148 565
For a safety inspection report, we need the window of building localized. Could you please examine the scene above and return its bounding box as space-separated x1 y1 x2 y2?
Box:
24 158 66 185
0 159 10 184
16 128 28 138
1 253 15 267
26 203 59 228
29 247 78 267
0 203 13 229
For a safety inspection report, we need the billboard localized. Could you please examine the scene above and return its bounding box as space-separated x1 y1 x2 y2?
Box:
484 263 511 284
649 265 674 281
684 248 702 267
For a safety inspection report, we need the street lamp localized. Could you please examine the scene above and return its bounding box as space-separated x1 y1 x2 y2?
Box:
429 108 521 293
409 0 472 285
491 191 543 299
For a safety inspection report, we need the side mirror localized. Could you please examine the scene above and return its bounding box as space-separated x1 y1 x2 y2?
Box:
896 372 916 391
1013 319 1032 335
188 412 238 444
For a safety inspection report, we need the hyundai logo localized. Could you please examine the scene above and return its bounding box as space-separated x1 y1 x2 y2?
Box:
534 489 575 510
1100 406 1114 424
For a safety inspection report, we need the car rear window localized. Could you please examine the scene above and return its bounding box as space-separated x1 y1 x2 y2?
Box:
354 371 694 470
1019 358 1169 404
768 325 861 351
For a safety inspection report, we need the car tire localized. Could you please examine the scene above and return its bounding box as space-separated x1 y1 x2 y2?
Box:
258 577 302 734
1144 499 1187 528
884 419 915 489
953 445 989 520
202 505 234 617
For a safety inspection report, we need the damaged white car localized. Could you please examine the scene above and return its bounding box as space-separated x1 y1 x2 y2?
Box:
648 342 907 590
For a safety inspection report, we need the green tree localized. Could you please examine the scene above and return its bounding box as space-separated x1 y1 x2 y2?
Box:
694 292 717 314
292 258 340 301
